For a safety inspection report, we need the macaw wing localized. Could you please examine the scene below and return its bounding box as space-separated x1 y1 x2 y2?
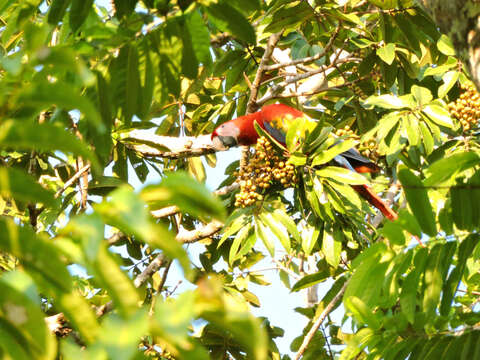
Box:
263 120 287 145
338 147 380 173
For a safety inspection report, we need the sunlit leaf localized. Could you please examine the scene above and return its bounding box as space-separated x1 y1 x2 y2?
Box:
95 186 191 276
422 104 454 128
316 166 368 185
96 310 149 360
141 171 225 220
424 152 480 186
437 34 455 56
376 43 395 65
398 166 436 236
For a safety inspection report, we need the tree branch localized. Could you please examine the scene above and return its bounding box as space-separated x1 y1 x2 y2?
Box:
133 253 167 288
121 132 221 158
264 23 341 72
133 219 224 288
294 280 349 360
55 163 91 198
150 182 239 219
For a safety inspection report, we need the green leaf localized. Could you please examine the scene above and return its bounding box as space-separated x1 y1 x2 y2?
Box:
0 274 57 359
316 166 368 185
422 104 454 128
405 113 420 146
151 291 195 348
186 10 211 65
181 18 198 79
0 121 100 174
398 166 436 236
187 156 206 182
345 296 381 330
97 245 141 316
218 213 249 248
345 243 391 307
138 47 154 120
411 85 433 106
311 139 356 167
272 209 301 243
437 34 455 56
291 270 330 292
301 221 321 256
47 0 71 25
0 218 72 293
69 0 94 31
285 118 304 152
440 236 477 316
0 167 57 207
423 244 448 321
322 229 341 268
376 43 395 65
439 71 460 98
229 225 252 263
95 186 191 276
96 310 149 360
18 81 103 129
420 121 434 155
141 171 225 220
125 44 141 123
363 94 411 109
339 327 376 360
255 219 274 257
113 0 137 18
258 212 291 253
205 2 256 44
400 247 428 324
424 152 480 186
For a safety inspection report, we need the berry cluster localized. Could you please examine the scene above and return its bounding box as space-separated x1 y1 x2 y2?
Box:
448 82 480 131
234 137 296 208
335 125 358 139
359 139 380 162
335 126 379 161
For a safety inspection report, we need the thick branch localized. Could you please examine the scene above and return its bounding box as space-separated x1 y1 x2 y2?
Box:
133 253 167 288
246 31 283 113
121 132 220 158
176 219 224 244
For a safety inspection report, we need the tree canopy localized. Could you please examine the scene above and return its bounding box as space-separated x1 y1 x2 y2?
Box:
1 0 480 359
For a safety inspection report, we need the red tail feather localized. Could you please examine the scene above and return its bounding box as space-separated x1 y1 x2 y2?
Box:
352 185 398 221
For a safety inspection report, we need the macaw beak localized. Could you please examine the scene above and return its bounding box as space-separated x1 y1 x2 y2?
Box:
212 135 238 149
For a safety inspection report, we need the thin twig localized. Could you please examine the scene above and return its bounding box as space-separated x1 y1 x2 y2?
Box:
264 24 341 72
272 258 300 280
294 280 348 360
55 164 91 198
133 220 224 288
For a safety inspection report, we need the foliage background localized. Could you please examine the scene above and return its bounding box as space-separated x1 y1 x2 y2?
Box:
1 0 480 359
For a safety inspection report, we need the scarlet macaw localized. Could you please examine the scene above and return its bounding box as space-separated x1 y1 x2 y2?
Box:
211 103 397 221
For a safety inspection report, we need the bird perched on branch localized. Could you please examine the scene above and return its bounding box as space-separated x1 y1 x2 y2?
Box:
211 103 397 221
